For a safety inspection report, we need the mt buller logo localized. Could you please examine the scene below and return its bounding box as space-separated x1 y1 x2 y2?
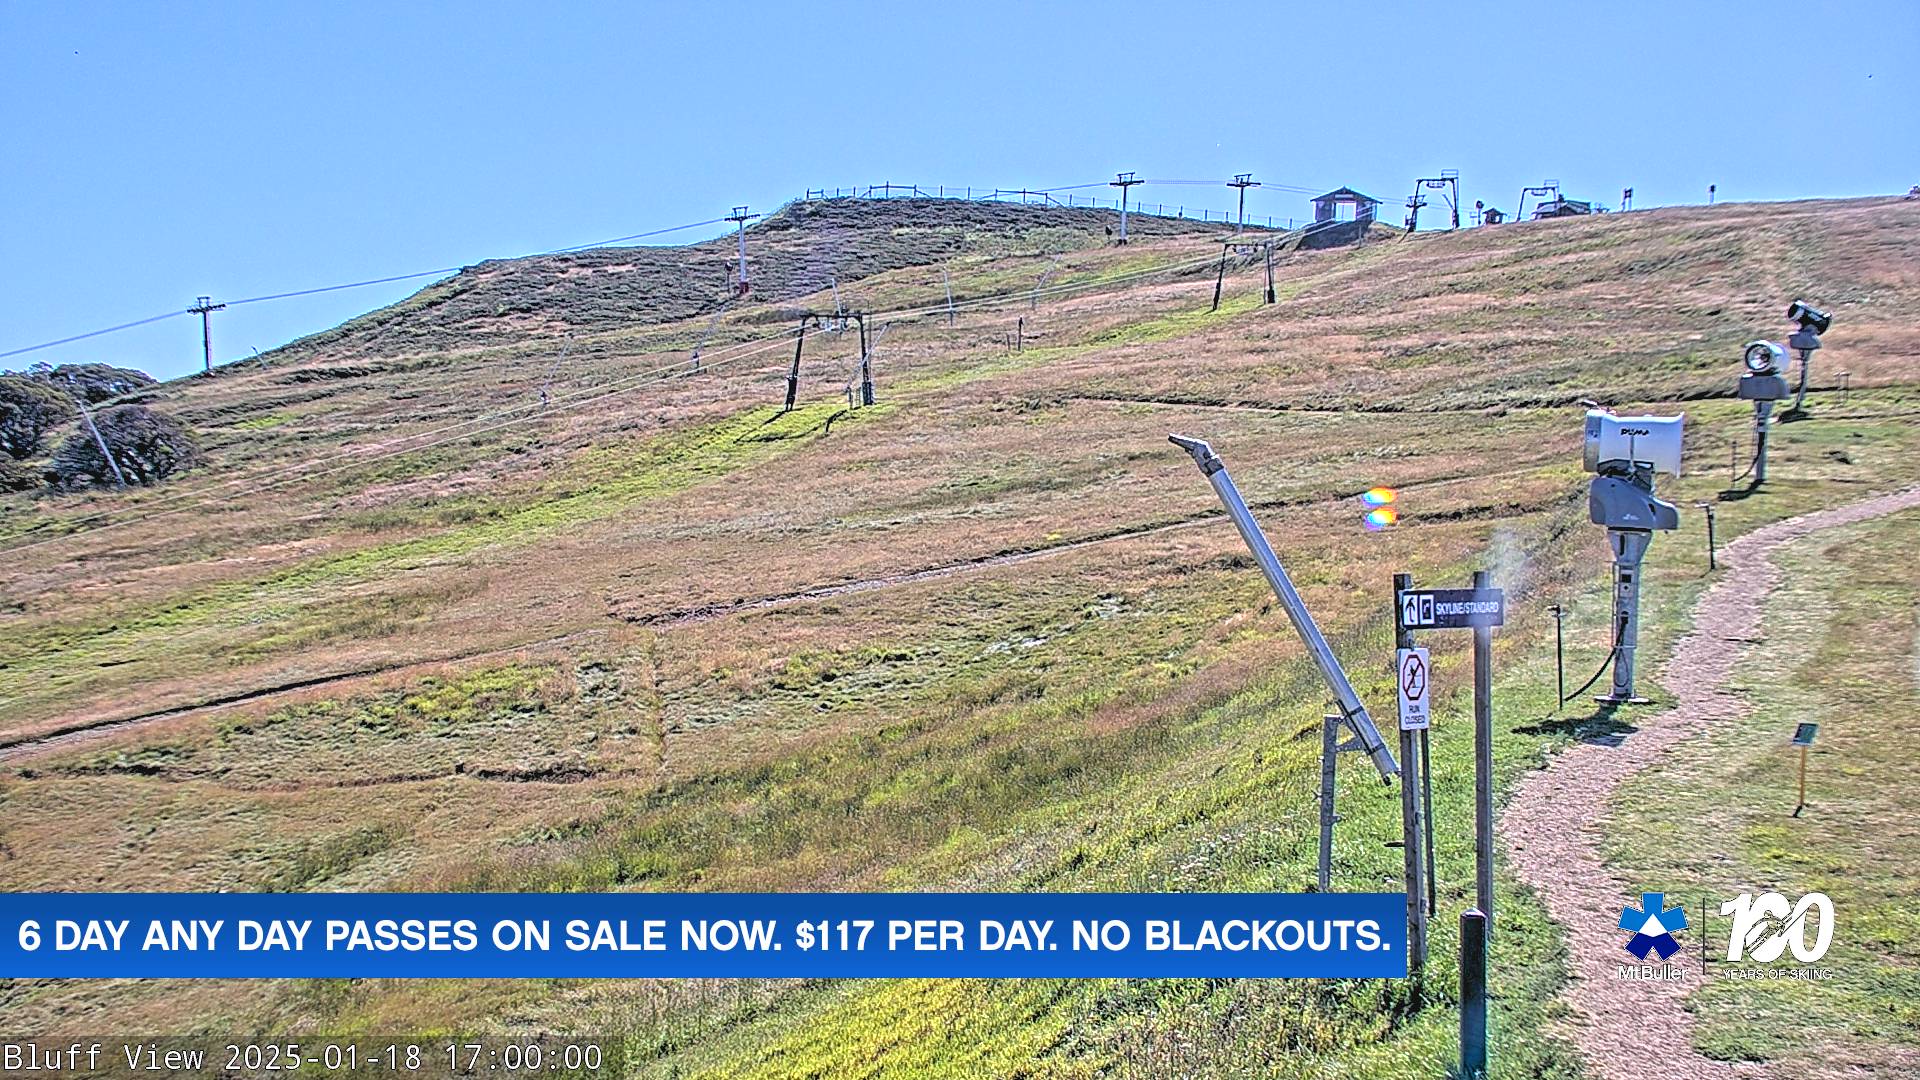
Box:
1619 892 1687 960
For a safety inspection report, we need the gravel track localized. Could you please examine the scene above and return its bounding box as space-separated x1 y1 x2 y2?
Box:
1503 484 1920 1079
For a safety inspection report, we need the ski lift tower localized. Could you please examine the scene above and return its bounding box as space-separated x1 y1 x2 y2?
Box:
1516 181 1560 222
1111 172 1144 244
1583 411 1684 703
726 206 758 296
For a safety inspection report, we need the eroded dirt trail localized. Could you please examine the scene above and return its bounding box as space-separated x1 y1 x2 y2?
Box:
1503 484 1920 1079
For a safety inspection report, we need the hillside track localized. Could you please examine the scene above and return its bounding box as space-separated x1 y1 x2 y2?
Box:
1503 483 1920 1080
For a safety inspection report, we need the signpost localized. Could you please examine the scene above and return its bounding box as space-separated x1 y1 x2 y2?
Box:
1395 572 1504 1080
1397 648 1432 730
1397 644 1437 914
1791 722 1818 817
1549 604 1566 710
1391 576 1428 978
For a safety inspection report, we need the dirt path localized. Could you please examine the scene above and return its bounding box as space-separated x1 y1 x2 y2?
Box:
1503 483 1920 1079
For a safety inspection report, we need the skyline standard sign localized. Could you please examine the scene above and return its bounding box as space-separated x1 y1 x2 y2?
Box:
1399 588 1505 630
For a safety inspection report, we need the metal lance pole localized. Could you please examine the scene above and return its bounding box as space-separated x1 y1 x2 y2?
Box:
1472 569 1495 925
1787 320 1823 416
1604 529 1652 703
1394 571 1428 976
1754 399 1774 482
1701 503 1718 570
1460 908 1489 1079
1170 434 1399 781
1549 603 1566 709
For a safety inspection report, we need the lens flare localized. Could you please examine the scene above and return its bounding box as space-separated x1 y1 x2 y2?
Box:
1363 507 1399 531
1361 486 1398 508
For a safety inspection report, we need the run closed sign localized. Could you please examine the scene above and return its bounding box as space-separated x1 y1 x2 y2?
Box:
1396 647 1430 731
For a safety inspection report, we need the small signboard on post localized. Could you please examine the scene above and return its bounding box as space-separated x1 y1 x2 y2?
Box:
1397 648 1431 731
1397 570 1503 1067
1399 588 1505 630
1791 722 1818 817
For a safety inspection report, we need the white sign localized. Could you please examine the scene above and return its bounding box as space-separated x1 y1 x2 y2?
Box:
1397 647 1430 731
1721 891 1835 963
1400 592 1433 629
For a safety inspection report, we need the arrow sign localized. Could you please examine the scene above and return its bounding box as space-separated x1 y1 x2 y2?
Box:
1397 647 1431 731
1397 588 1504 630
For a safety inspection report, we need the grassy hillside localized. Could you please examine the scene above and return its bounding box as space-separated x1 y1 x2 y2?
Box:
267 197 1257 360
2 194 1917 1076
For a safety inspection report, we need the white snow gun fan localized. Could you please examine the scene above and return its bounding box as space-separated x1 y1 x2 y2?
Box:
1583 410 1684 703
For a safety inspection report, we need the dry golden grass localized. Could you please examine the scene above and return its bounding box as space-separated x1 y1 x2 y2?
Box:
1 195 1918 1072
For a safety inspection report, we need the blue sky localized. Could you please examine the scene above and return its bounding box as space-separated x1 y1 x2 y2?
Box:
3 1 1915 381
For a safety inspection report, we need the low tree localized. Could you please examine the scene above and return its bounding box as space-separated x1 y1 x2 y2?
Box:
0 374 78 459
48 405 203 489
0 460 40 493
29 362 156 404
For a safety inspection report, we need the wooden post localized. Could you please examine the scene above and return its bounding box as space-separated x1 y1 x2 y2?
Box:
1472 569 1495 926
1394 572 1427 975
1460 908 1489 1079
1420 726 1437 916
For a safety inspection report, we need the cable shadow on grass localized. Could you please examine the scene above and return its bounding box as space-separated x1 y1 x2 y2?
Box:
1514 701 1637 746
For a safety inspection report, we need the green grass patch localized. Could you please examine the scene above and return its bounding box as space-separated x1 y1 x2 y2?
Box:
1606 508 1920 1070
0 402 864 721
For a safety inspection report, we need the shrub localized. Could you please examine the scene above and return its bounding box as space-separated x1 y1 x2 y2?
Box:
0 459 41 492
29 362 155 404
0 375 78 459
48 405 203 488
